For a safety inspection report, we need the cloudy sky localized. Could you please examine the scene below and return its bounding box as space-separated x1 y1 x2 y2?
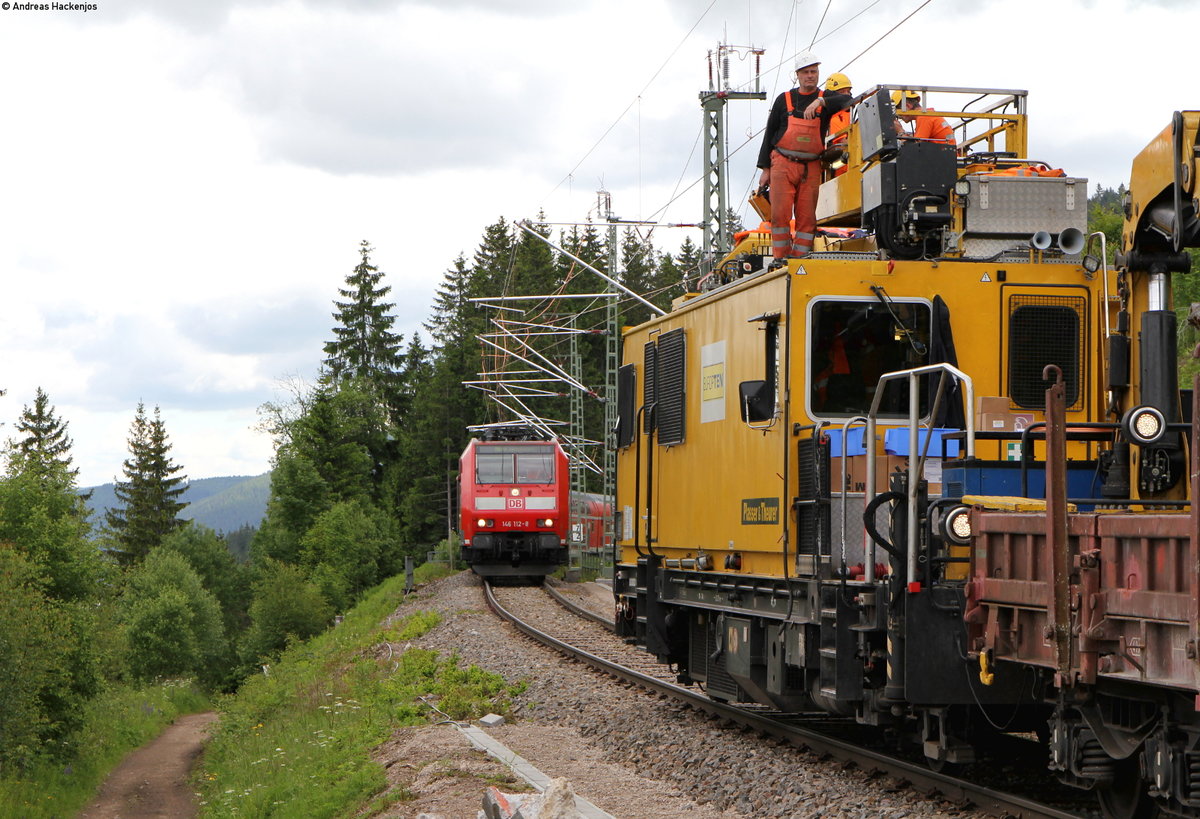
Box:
0 0 1192 487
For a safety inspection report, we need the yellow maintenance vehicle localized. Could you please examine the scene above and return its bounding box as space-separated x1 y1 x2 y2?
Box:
611 85 1200 817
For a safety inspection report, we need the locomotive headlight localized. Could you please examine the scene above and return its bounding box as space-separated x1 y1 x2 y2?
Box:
953 179 971 196
1122 405 1166 445
941 505 973 546
510 488 521 497
541 518 554 527
476 518 494 528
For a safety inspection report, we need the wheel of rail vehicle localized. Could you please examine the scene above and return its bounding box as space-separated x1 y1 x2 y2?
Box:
924 756 962 776
1096 756 1161 819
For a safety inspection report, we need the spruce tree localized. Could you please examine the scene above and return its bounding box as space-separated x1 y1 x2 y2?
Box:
0 388 98 601
673 236 704 292
322 240 405 411
7 387 79 487
619 228 663 327
106 403 188 564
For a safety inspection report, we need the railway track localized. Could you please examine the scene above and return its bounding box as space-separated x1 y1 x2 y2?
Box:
485 580 1096 819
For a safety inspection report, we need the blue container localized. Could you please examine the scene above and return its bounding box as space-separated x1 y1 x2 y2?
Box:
942 460 1102 508
882 427 962 458
824 427 868 457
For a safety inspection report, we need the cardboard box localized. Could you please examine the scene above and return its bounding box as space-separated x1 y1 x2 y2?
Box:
979 412 1036 432
835 453 941 494
975 396 1009 417
839 454 887 494
974 396 1040 432
884 454 943 494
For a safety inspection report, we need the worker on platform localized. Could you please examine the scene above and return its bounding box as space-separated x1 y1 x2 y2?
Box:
757 52 851 264
825 73 853 147
892 89 955 145
824 72 853 177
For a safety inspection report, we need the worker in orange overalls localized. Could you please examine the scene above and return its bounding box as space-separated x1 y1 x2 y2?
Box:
892 89 955 145
824 73 853 177
825 73 853 145
757 52 851 264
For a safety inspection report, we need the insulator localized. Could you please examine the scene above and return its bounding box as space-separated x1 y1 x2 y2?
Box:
722 54 730 84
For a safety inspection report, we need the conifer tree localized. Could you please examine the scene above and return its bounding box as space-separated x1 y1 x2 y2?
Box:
558 221 606 296
106 403 188 564
322 240 404 409
425 254 474 349
6 387 79 487
673 236 703 292
508 212 558 299
470 218 516 304
619 228 664 327
0 388 98 601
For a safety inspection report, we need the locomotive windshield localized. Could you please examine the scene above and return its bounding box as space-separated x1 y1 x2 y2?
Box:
809 299 932 417
475 444 556 484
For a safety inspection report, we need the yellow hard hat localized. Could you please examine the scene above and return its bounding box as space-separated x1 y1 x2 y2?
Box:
890 89 920 107
825 73 851 92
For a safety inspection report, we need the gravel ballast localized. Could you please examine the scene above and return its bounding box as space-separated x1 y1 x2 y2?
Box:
374 571 985 818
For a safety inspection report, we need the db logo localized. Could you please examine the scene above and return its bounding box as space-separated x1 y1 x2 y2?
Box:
506 498 524 509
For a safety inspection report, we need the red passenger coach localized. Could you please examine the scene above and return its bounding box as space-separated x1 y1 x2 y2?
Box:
459 431 570 578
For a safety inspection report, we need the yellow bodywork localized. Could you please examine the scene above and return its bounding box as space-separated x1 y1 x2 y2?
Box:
617 89 1198 580
618 253 1105 577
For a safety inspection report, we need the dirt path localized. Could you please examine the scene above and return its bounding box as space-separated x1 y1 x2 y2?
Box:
78 711 219 819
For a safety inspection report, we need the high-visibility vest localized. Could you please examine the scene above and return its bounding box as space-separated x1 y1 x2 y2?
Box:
829 109 850 145
914 114 955 145
775 90 824 159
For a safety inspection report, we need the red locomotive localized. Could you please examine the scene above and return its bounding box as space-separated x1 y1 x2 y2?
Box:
458 427 570 578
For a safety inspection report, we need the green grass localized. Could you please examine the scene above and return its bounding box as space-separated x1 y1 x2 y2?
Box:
412 560 458 586
0 680 209 819
197 572 524 818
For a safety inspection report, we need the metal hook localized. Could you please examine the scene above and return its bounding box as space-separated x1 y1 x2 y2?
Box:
1042 364 1063 385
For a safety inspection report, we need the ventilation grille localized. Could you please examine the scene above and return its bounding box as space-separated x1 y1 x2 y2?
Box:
617 363 636 449
643 341 657 435
656 329 687 446
795 435 830 560
1008 294 1085 410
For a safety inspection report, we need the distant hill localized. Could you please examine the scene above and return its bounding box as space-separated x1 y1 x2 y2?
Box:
82 473 271 536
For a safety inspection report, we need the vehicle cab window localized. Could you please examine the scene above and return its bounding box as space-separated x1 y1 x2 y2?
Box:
808 298 932 418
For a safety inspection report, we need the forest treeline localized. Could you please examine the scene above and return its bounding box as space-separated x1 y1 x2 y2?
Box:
2 193 1198 786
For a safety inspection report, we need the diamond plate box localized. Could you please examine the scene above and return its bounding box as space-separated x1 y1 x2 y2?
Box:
963 175 1088 235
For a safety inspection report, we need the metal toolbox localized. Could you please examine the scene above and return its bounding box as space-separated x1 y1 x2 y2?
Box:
963 174 1087 235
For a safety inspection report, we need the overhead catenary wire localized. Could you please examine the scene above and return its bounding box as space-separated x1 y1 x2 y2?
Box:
840 0 934 72
544 0 719 203
809 0 835 48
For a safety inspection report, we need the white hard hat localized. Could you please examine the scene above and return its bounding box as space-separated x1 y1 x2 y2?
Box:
794 51 820 71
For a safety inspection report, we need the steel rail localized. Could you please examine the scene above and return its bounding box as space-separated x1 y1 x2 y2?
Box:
542 580 616 630
483 580 1084 819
